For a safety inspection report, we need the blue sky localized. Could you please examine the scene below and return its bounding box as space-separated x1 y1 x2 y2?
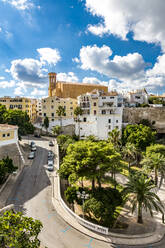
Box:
0 0 165 98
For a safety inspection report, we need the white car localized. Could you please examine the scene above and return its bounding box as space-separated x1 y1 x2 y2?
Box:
48 160 53 166
48 160 54 171
31 146 36 151
28 152 35 159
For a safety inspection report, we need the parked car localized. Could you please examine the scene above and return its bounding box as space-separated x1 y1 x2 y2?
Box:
31 146 37 151
30 141 35 147
28 151 35 159
49 141 54 146
47 164 54 171
34 133 41 138
47 160 54 171
48 160 53 166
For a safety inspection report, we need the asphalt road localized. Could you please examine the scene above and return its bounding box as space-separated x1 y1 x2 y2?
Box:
6 137 165 248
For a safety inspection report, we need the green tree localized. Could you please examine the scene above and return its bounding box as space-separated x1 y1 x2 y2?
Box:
74 106 83 137
141 153 165 186
122 143 138 172
3 109 34 135
56 105 66 127
0 104 7 123
84 187 122 227
108 127 121 151
146 144 165 156
0 157 17 184
123 124 156 151
52 125 62 137
43 116 49 133
0 210 43 248
59 140 124 190
123 173 164 224
57 134 75 158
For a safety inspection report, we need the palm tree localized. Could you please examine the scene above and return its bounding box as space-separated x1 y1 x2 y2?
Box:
124 173 164 224
52 125 61 137
56 106 66 128
122 142 138 172
74 106 83 137
108 127 121 151
141 153 165 186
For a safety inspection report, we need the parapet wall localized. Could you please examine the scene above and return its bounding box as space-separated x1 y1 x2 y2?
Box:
123 107 165 133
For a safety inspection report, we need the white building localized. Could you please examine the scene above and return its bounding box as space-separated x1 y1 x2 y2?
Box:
124 89 148 107
76 90 123 140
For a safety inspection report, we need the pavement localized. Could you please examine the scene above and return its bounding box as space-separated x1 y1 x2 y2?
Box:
2 136 165 248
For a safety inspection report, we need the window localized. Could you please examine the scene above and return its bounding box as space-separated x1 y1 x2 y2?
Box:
110 96 114 99
51 106 54 109
102 110 106 114
115 126 119 129
52 119 54 121
52 100 54 103
116 120 118 123
108 119 111 123
70 107 73 110
83 117 87 122
102 97 106 99
94 102 97 106
2 134 5 137
51 113 54 117
44 113 46 117
44 100 46 102
108 125 111 130
7 133 10 137
70 102 73 104
94 110 97 115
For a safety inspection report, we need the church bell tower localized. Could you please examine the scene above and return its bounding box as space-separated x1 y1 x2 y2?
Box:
48 72 57 97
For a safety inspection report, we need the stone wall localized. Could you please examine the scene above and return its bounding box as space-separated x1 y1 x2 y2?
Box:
123 107 165 133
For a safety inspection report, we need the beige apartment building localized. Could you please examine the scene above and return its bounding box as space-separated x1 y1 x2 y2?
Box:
0 96 37 123
42 96 77 122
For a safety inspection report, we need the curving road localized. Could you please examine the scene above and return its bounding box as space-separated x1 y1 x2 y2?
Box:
6 137 165 248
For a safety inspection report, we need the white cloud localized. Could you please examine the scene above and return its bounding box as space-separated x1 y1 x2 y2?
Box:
37 48 61 65
83 77 108 86
85 0 165 50
146 54 165 77
72 57 80 63
0 80 15 88
57 72 79 82
2 0 34 10
14 86 25 96
0 76 5 80
10 58 47 86
31 88 46 96
79 45 146 81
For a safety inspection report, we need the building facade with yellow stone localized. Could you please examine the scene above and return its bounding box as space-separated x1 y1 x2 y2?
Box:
0 96 37 123
48 72 108 99
0 124 18 147
42 96 77 122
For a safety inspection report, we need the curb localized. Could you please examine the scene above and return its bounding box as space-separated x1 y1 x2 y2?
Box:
52 140 165 246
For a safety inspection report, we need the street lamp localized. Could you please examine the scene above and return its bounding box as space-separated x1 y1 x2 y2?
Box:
76 191 89 219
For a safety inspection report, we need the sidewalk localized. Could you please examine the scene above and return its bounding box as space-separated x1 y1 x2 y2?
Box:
51 141 165 246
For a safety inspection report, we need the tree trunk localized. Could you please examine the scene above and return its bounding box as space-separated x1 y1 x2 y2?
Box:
92 179 95 191
128 162 130 172
97 177 101 188
155 168 158 186
159 173 164 189
137 202 143 224
78 117 80 137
